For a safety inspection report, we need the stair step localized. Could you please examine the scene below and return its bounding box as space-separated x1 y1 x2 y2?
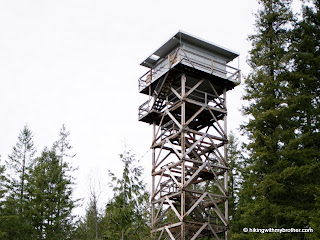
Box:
151 74 175 112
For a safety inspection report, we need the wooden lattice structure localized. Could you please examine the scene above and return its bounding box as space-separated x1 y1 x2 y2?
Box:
138 31 240 240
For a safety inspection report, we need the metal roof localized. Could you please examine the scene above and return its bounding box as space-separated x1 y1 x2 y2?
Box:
140 31 239 68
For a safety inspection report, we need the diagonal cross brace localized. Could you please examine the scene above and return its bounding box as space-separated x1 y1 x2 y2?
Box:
165 196 182 221
185 192 207 218
190 222 208 240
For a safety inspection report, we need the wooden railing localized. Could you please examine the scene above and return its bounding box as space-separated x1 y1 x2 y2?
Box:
138 47 240 91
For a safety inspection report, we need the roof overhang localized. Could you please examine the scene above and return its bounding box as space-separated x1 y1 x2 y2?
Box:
140 31 239 68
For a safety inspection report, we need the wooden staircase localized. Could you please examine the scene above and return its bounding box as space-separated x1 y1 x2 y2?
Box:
151 72 175 112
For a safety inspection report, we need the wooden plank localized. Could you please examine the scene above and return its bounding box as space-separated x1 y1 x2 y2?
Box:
207 164 227 196
184 105 206 127
165 109 182 129
171 87 182 100
184 162 207 187
152 113 166 146
165 196 182 222
165 139 182 159
185 192 207 218
208 108 227 138
165 166 182 190
185 133 206 156
185 98 227 114
154 142 165 168
208 194 228 226
157 228 164 240
153 198 165 226
185 189 227 200
151 222 182 233
153 160 182 176
152 170 165 201
152 192 181 204
185 79 204 98
187 128 226 142
208 81 223 104
208 223 221 240
190 222 208 240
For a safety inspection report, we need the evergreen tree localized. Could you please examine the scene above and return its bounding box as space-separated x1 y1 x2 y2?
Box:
0 156 6 204
53 124 76 166
53 124 78 237
4 125 36 239
236 0 319 239
27 148 75 240
73 194 102 240
0 156 9 239
7 125 36 215
101 149 150 240
227 133 243 236
73 186 102 240
235 0 295 239
286 0 320 237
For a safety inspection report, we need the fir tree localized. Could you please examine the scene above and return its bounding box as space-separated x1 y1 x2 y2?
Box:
236 0 319 239
27 148 75 239
236 0 295 239
53 124 76 166
0 156 9 239
285 0 320 237
73 191 102 240
0 156 6 204
7 125 36 215
4 125 36 239
227 133 243 236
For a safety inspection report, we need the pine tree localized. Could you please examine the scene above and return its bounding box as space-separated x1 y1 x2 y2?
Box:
102 149 150 240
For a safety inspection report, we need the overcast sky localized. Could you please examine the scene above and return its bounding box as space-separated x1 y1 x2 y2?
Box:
0 0 264 215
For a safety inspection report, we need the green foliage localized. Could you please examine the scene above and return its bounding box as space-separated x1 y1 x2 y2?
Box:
287 1 320 238
0 125 78 240
235 0 320 239
73 189 103 240
27 148 75 240
102 149 150 240
0 156 6 203
53 124 76 163
1 126 37 239
6 125 36 212
227 133 244 235
0 156 9 239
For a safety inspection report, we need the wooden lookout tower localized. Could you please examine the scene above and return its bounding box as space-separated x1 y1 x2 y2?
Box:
138 31 240 240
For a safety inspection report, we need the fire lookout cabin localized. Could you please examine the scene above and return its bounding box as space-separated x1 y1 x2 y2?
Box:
138 31 240 127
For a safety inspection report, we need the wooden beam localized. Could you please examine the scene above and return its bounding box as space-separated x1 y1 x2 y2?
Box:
165 196 182 221
190 222 208 240
185 192 207 218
